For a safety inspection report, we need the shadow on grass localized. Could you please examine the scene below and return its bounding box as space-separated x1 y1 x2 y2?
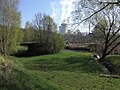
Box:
22 56 101 74
13 50 51 57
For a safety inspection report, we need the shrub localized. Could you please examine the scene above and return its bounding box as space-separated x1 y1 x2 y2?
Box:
0 56 15 89
46 32 64 54
25 31 64 55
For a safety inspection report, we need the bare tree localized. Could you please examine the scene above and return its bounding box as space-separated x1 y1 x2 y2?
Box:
72 0 120 74
32 13 57 43
72 0 120 24
72 0 120 58
91 13 120 61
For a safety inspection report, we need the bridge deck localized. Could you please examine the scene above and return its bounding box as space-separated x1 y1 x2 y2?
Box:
20 42 37 46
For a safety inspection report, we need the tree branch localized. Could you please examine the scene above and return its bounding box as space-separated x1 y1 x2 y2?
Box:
107 34 120 48
106 42 120 55
77 1 120 25
78 3 110 24
101 1 120 4
108 28 120 42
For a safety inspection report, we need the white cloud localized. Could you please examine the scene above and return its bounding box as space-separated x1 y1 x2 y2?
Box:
51 0 76 25
50 0 90 32
50 2 58 19
51 0 84 31
50 1 61 26
59 0 75 23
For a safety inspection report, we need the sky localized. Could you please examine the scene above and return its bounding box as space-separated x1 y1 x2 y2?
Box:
19 0 89 32
19 0 76 28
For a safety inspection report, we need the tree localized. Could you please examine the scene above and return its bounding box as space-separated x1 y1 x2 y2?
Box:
32 13 57 43
72 0 120 74
23 13 64 55
92 16 120 59
24 21 34 42
33 13 57 32
0 0 22 55
72 0 120 24
63 30 86 43
72 0 120 58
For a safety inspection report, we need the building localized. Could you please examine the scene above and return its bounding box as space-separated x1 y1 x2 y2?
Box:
59 23 67 34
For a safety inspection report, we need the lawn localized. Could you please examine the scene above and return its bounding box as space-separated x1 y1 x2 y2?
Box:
11 51 120 90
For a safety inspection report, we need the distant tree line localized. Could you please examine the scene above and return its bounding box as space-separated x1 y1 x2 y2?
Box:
63 30 91 43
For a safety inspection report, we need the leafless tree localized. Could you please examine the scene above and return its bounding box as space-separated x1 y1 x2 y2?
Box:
72 0 120 59
72 0 120 74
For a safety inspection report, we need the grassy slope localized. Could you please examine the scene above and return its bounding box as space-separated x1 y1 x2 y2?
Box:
12 52 120 90
0 58 58 90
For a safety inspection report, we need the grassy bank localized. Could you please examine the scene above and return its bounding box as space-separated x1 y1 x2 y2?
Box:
0 56 59 90
11 52 120 90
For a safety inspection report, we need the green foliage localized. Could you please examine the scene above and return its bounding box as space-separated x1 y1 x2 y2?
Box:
0 0 22 55
8 27 23 54
23 14 64 55
35 31 64 54
41 15 57 31
45 32 64 54
92 19 107 42
23 21 34 42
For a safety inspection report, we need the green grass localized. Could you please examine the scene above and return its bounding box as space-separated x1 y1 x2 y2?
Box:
11 67 59 90
13 52 100 73
17 46 27 51
10 51 120 90
0 56 58 90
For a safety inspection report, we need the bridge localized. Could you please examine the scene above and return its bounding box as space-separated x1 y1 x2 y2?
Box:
20 42 46 51
20 42 38 46
20 42 53 55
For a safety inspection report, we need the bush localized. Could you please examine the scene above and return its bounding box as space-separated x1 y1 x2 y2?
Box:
46 32 64 54
0 56 15 89
25 31 64 55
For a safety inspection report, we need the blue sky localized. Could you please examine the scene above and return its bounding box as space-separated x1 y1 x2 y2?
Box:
19 0 88 32
20 0 60 28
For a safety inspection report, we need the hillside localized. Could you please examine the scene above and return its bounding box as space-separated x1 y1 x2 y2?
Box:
10 52 120 90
